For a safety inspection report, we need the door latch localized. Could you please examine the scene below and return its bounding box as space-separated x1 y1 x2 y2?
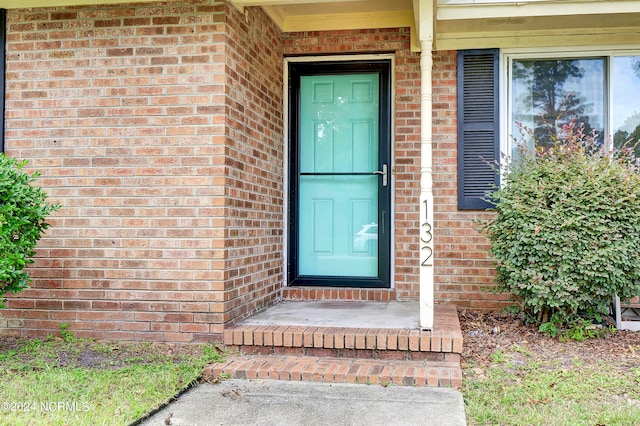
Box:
373 163 388 187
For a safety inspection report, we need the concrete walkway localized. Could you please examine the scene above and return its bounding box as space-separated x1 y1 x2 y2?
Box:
137 379 467 426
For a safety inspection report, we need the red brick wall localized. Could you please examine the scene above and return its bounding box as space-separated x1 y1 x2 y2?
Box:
431 51 507 310
393 40 423 301
221 6 284 322
1 1 284 342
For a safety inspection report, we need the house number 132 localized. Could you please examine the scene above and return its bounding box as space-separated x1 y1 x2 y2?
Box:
421 199 433 267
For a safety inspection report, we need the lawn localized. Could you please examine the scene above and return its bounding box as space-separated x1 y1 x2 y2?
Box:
464 353 640 425
461 311 640 426
0 333 224 426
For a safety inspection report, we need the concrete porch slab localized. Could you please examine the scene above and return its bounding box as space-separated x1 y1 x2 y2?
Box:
226 304 463 358
241 301 420 329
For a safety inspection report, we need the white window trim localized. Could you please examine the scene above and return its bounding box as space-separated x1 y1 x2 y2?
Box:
282 54 396 289
500 46 640 161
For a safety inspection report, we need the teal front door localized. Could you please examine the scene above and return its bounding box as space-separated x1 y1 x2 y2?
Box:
288 61 391 288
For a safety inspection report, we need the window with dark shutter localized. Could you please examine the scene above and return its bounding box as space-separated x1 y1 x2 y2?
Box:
457 49 500 210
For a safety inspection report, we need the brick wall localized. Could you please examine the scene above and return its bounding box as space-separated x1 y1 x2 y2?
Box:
1 1 284 342
431 51 507 310
221 6 284 322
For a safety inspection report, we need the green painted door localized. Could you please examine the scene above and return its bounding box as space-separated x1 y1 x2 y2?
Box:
289 61 391 288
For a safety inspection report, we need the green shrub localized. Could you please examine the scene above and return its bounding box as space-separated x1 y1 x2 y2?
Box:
481 120 640 328
0 154 60 307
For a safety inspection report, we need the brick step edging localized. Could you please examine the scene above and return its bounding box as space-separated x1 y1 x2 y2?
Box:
233 345 462 363
204 355 462 388
224 326 463 354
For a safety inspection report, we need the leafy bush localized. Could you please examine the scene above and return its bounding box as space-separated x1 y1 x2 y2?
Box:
0 154 59 307
481 120 640 328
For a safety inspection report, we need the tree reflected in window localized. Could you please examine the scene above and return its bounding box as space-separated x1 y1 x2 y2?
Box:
512 58 605 152
613 57 640 157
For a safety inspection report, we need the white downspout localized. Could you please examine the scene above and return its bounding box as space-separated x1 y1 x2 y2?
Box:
418 1 435 330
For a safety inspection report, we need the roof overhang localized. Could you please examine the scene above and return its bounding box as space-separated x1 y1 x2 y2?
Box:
231 0 422 50
230 0 415 31
436 0 640 49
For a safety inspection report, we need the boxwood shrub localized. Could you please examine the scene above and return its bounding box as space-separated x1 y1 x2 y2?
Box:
0 154 59 307
481 120 640 327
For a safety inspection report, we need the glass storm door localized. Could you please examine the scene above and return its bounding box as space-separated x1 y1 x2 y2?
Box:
288 61 391 288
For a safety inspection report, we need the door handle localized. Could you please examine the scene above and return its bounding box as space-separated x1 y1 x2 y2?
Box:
373 163 388 187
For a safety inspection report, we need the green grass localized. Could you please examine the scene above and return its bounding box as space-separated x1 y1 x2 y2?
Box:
0 336 225 425
463 357 640 425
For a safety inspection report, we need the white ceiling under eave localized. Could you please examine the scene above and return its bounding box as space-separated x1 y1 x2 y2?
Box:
230 0 640 50
231 0 416 31
436 0 640 49
233 0 421 50
437 11 640 50
230 0 427 50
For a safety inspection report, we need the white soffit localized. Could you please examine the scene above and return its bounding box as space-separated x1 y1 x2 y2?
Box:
437 0 640 20
436 10 640 49
232 0 415 32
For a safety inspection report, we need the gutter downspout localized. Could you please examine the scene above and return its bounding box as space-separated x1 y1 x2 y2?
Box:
418 0 434 330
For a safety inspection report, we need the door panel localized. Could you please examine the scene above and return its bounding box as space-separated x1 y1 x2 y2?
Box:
299 175 378 276
289 61 391 288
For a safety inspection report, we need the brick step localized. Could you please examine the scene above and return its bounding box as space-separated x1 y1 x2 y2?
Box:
223 325 463 361
234 345 460 363
204 354 462 388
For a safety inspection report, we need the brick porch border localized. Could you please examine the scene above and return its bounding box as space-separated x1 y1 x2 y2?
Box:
204 355 462 388
224 326 462 359
223 304 462 355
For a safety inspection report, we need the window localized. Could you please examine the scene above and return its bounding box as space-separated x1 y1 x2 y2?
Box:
457 49 640 210
612 56 640 152
507 52 640 158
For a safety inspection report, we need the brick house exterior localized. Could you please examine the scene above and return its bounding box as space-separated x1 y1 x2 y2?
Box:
3 2 290 342
3 0 633 342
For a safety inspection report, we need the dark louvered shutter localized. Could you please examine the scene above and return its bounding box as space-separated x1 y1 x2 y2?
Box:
457 49 500 210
